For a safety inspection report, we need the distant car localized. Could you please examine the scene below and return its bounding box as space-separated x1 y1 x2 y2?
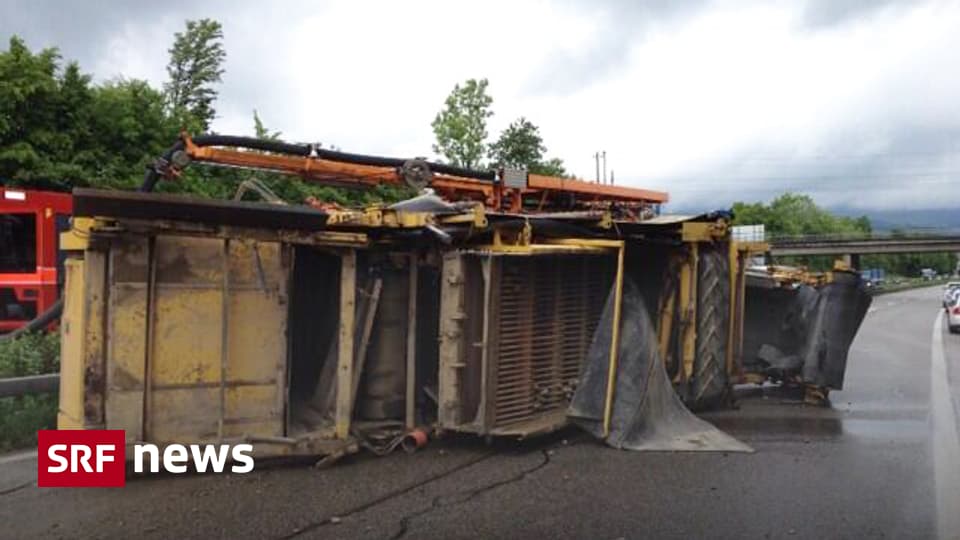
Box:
948 295 960 334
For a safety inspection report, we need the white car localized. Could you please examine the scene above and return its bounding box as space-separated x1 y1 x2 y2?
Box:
944 282 960 308
948 294 960 334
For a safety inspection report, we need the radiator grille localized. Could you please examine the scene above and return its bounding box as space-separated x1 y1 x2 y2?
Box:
492 255 613 430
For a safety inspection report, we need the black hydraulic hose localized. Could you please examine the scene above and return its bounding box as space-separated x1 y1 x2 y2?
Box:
0 298 63 341
199 134 494 180
192 134 310 157
140 134 495 193
140 140 184 193
313 146 495 181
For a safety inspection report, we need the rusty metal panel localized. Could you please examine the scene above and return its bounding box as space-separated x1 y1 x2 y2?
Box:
489 255 613 433
82 250 108 428
152 235 287 443
100 233 287 445
439 251 614 436
105 236 149 442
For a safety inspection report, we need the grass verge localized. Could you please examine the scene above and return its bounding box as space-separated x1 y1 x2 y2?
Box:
0 331 60 452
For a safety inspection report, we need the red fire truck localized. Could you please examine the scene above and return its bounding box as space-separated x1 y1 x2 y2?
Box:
0 187 72 333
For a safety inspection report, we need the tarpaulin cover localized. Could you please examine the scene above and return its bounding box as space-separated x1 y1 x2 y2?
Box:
743 272 872 389
568 278 753 452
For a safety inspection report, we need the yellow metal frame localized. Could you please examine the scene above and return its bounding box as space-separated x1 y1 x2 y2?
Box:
325 204 490 230
59 217 97 251
547 238 625 438
681 221 727 243
726 241 739 377
335 249 357 439
439 204 489 228
678 243 699 381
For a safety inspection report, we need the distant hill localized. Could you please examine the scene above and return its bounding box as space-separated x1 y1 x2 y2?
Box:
667 204 960 234
830 207 960 233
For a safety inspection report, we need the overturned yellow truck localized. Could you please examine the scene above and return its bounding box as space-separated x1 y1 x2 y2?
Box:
55 135 871 459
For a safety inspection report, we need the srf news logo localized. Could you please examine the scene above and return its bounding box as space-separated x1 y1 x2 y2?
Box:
37 430 254 487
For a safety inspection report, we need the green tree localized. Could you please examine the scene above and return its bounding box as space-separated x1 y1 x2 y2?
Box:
535 157 567 177
489 117 543 168
0 37 75 189
253 109 280 140
431 78 493 169
0 37 180 192
863 240 956 276
488 116 568 176
85 79 179 189
164 18 226 132
732 193 870 238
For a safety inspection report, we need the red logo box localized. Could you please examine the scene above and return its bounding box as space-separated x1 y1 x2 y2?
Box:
37 430 126 487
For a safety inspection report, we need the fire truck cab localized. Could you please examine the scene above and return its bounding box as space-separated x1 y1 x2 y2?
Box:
0 187 72 333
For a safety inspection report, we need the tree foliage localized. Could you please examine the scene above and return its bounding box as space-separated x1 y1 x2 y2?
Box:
0 30 576 210
164 18 226 132
0 37 178 191
253 109 280 141
732 193 870 238
0 38 82 190
488 116 567 176
431 78 493 169
86 80 179 189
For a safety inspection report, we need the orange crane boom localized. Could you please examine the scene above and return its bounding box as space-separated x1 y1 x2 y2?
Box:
148 134 668 215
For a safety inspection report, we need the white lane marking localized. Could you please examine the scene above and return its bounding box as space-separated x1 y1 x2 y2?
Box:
931 311 960 540
0 450 36 466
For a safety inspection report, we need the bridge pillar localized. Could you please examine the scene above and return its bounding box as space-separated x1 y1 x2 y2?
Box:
841 253 860 270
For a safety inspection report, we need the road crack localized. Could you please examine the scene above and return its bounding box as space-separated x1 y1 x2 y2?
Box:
389 445 559 540
278 451 498 540
0 480 33 496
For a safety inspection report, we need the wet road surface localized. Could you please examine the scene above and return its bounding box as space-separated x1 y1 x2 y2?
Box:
1 286 957 539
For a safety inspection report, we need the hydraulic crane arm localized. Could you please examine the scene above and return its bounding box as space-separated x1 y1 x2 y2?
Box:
143 134 668 214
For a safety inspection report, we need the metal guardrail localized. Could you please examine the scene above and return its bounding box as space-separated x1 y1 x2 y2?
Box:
0 374 59 398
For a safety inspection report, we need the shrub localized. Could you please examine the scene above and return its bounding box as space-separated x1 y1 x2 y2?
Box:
0 331 61 451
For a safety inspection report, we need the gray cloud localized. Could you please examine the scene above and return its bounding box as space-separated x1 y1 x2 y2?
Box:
0 0 207 66
799 0 921 30
1 0 957 217
524 0 711 96
665 121 960 211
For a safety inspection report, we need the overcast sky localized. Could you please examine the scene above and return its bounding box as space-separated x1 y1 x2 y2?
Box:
3 0 959 211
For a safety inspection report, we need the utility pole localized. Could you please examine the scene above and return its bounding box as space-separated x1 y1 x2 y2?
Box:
602 151 607 184
594 152 600 183
610 170 615 185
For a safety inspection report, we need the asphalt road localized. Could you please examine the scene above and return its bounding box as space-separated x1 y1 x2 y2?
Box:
1 286 958 539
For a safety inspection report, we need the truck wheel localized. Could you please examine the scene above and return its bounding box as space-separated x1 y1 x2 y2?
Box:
690 246 731 410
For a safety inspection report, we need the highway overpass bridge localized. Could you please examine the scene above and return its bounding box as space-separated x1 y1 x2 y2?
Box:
767 233 960 268
770 234 960 256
